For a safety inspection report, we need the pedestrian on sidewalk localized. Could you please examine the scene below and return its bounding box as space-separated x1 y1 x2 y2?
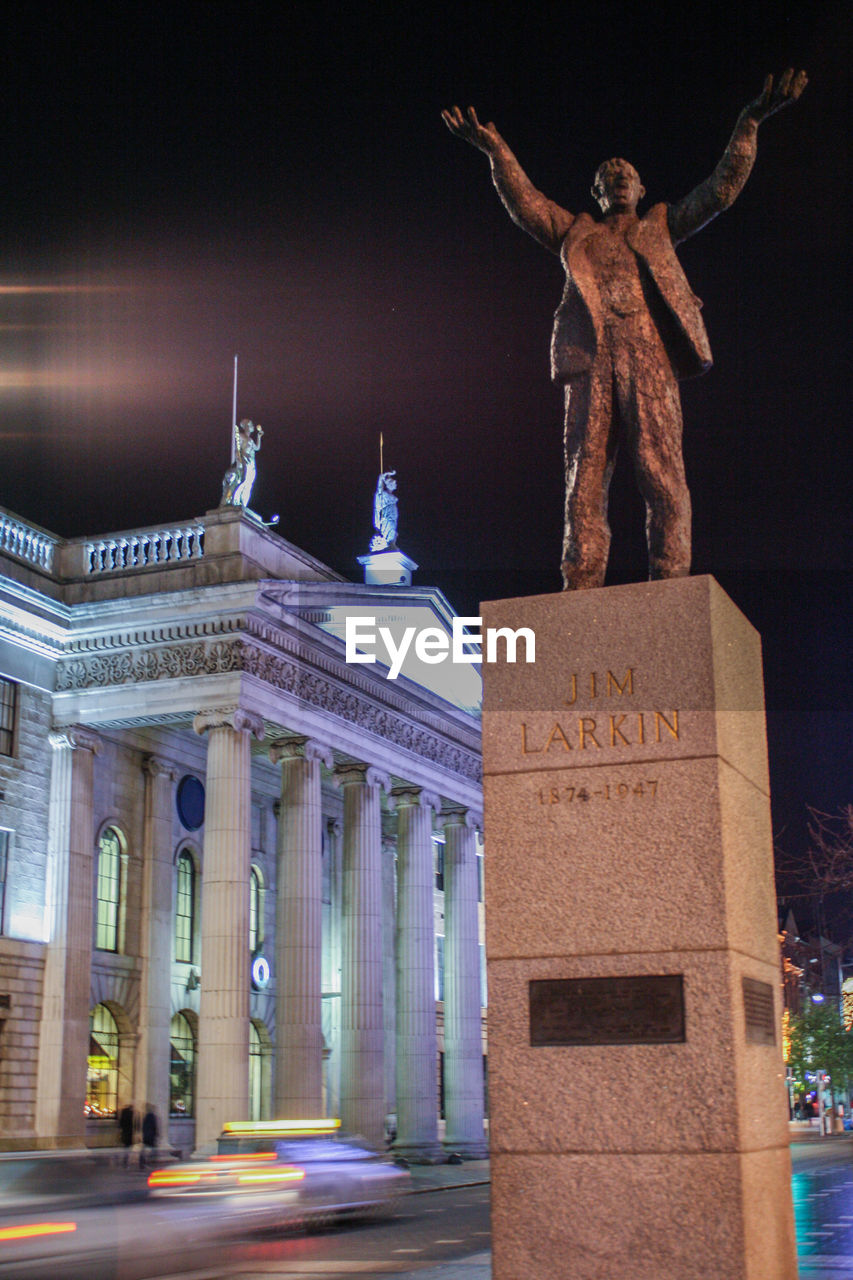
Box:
118 1103 136 1168
140 1104 159 1169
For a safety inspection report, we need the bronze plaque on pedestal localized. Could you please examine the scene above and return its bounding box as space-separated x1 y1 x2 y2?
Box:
742 976 776 1046
529 974 685 1046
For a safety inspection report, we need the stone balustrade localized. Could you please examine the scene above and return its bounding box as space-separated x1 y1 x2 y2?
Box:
0 510 57 572
84 524 205 575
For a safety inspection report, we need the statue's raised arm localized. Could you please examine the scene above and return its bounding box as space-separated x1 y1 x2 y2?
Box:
442 105 573 254
668 69 808 244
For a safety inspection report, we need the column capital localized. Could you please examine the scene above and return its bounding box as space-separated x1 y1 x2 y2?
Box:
388 785 440 815
269 735 333 769
48 725 103 756
333 761 391 793
142 754 179 781
439 805 482 833
193 706 265 741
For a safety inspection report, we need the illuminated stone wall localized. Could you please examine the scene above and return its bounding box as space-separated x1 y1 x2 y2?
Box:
0 940 45 1147
0 684 52 942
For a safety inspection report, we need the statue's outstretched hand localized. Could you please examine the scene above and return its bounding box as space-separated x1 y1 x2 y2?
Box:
441 105 502 154
746 69 808 124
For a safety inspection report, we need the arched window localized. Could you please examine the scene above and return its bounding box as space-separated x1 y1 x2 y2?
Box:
95 828 123 952
169 1012 196 1118
86 1004 119 1117
249 865 264 952
249 1021 262 1121
175 850 196 963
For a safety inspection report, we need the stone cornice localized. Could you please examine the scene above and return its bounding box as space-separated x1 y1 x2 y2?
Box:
54 600 480 736
61 614 245 655
55 633 481 784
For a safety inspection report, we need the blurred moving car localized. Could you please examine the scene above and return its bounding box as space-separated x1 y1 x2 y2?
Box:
149 1118 411 1225
0 1149 240 1279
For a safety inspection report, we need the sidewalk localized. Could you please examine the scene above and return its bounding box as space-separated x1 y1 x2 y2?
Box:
396 1160 491 1279
389 1256 490 1280
406 1159 490 1195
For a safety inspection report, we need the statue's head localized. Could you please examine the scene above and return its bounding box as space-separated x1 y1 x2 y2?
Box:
591 158 645 214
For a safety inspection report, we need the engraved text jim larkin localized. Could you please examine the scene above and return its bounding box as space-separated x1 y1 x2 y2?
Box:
519 666 680 755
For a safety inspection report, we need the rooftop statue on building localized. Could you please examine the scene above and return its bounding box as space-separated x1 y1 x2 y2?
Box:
221 418 263 508
442 69 807 590
371 470 399 551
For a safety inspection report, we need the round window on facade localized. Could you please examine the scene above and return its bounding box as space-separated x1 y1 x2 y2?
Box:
176 775 205 831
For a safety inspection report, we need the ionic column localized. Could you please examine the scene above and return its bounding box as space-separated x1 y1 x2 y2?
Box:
441 807 488 1158
36 726 102 1146
381 821 398 1120
334 763 390 1148
271 736 333 1116
193 707 264 1146
391 786 442 1161
135 756 178 1134
323 817 343 1121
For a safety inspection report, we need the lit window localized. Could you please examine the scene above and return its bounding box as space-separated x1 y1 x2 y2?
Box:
95 828 123 952
249 866 263 952
169 1012 196 1118
249 1022 262 1121
0 680 16 757
86 1004 119 1117
175 851 195 963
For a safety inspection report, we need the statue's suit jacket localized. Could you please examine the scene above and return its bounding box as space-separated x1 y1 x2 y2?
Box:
551 204 712 383
487 109 760 386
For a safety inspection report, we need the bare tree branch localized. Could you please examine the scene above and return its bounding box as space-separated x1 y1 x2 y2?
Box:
776 805 853 897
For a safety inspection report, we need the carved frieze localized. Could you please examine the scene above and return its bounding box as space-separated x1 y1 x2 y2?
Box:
56 639 244 691
55 636 481 782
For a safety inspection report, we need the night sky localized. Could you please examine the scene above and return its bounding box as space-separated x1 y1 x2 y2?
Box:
0 2 849 934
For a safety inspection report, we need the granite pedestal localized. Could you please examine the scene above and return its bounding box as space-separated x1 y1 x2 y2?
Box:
481 576 796 1280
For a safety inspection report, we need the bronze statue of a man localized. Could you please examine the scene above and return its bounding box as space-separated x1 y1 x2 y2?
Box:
443 71 807 589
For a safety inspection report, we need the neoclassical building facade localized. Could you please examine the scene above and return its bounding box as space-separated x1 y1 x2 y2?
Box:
0 502 486 1158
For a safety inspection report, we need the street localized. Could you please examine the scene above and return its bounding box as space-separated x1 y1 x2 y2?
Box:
16 1140 853 1279
199 1140 853 1280
203 1183 490 1278
795 1136 853 1279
